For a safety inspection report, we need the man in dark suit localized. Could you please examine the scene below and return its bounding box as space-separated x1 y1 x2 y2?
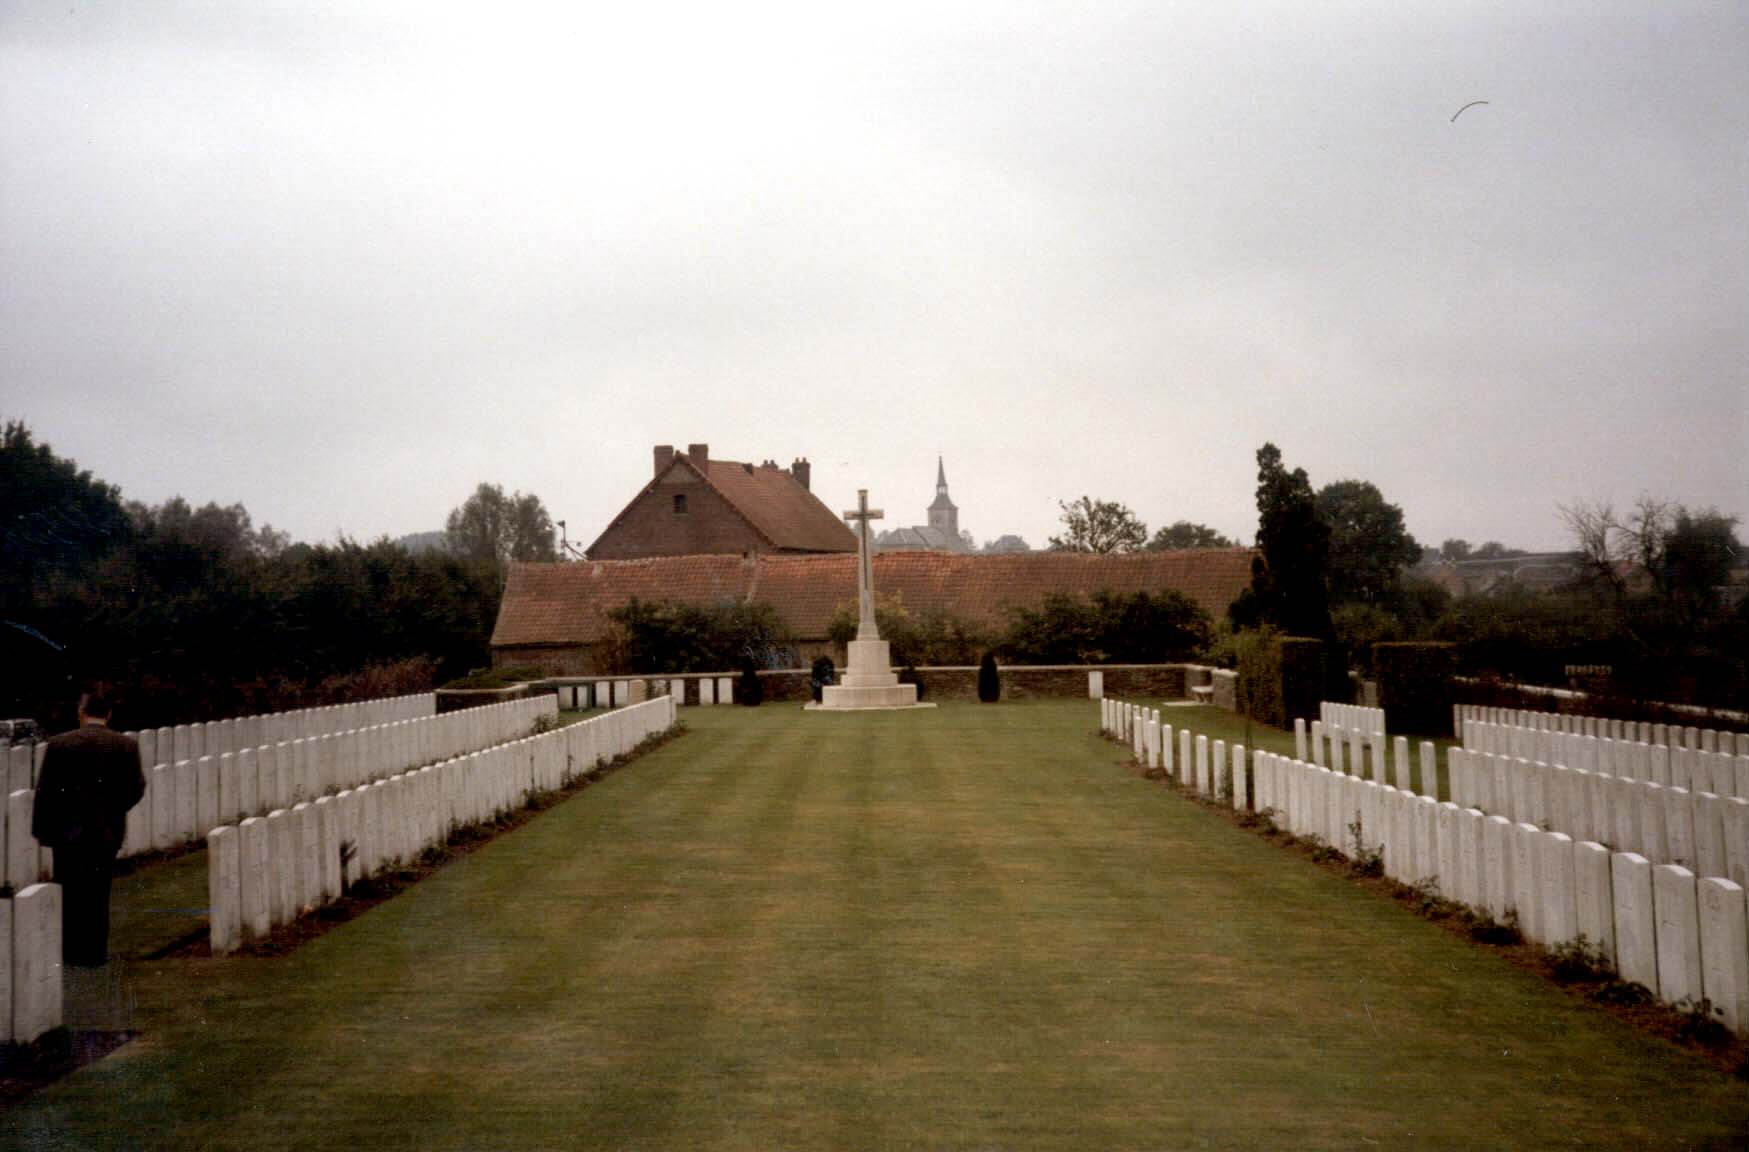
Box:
32 689 146 967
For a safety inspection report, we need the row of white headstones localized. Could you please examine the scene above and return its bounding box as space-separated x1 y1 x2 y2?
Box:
1102 697 1749 1036
1457 703 1748 756
0 694 561 1047
1454 723 1749 876
2 696 562 900
206 695 678 954
553 676 736 709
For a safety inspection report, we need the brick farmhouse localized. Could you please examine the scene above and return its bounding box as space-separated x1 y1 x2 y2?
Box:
585 444 855 561
491 549 1255 674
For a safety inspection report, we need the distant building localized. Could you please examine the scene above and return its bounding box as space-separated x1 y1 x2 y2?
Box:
1417 553 1585 598
585 444 856 561
876 457 971 552
492 548 1256 673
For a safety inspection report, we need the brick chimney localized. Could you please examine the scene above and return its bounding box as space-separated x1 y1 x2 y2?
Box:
687 443 709 468
791 457 811 490
654 445 675 477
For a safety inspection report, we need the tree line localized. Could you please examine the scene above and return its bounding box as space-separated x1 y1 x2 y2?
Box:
1 421 556 732
1051 441 1746 710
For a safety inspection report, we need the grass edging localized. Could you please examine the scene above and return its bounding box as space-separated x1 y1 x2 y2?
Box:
1110 729 1749 1080
186 723 687 960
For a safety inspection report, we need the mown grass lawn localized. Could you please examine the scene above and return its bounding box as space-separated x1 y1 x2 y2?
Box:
6 700 1745 1149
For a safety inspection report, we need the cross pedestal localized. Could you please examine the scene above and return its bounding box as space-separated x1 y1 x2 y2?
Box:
808 487 932 711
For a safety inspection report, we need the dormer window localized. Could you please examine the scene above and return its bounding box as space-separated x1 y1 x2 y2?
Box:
673 494 688 515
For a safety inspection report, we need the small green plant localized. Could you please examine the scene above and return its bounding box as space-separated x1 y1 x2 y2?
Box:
1468 909 1522 946
1549 935 1615 984
1346 814 1383 877
1590 979 1652 1007
1409 877 1444 916
530 712 558 736
1673 998 1733 1048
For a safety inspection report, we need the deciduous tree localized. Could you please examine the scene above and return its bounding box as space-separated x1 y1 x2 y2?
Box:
1147 521 1235 551
445 483 557 566
1047 496 1147 554
1315 479 1422 604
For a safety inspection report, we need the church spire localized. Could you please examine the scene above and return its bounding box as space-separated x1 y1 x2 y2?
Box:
927 454 958 541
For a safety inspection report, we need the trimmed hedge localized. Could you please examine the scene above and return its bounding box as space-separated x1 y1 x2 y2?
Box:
1235 631 1285 727
977 652 1000 703
1235 632 1324 729
1279 637 1326 727
1375 642 1458 735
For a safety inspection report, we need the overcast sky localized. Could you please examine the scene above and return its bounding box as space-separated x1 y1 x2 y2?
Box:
4 2 1744 554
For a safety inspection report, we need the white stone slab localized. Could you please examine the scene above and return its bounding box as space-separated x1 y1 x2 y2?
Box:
1725 798 1749 889
1510 822 1542 941
0 898 10 1044
1414 797 1440 891
1482 815 1513 922
1612 852 1657 991
315 796 341 903
207 825 242 955
1539 832 1577 946
6 790 38 889
1653 864 1702 1006
1693 793 1728 881
239 816 270 940
10 883 61 1043
1640 783 1669 865
173 759 197 845
1698 877 1749 1034
267 809 296 926
1573 840 1614 965
1664 787 1696 870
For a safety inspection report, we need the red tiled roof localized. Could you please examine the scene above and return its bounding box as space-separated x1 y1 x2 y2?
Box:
491 549 1255 648
699 459 856 553
584 454 856 558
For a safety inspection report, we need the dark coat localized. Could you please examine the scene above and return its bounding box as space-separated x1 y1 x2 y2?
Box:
31 724 146 858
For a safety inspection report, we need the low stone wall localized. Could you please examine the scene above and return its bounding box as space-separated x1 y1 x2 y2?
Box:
534 663 1202 706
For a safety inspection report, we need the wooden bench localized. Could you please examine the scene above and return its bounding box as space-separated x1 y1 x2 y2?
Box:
1190 685 1215 704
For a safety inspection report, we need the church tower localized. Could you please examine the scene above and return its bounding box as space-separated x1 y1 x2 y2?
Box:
927 456 958 539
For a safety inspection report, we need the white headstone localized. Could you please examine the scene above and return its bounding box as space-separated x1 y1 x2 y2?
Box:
207 825 242 955
1698 876 1749 1034
1652 864 1702 1006
1572 841 1615 966
239 816 271 940
1482 815 1514 922
10 883 62 1043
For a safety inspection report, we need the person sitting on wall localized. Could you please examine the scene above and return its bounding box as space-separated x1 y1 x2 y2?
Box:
32 688 146 967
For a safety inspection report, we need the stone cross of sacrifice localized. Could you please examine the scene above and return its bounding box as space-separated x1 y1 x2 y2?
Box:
843 489 884 641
